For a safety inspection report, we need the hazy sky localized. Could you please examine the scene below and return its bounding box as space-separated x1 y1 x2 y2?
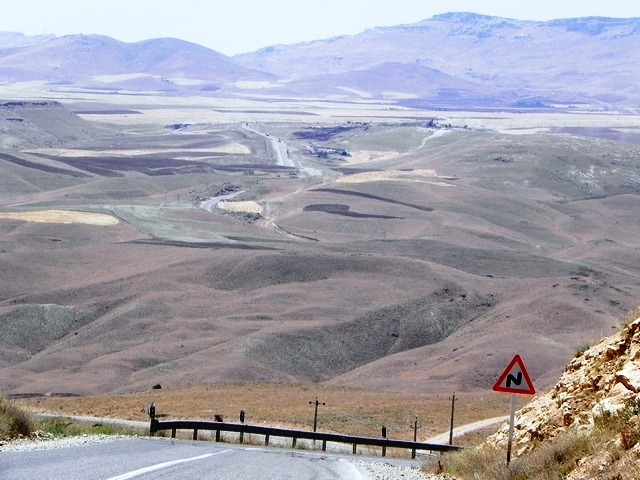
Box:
1 0 640 56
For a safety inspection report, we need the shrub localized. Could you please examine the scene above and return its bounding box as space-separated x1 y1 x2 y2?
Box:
0 395 33 440
574 343 591 358
38 417 145 437
431 430 598 480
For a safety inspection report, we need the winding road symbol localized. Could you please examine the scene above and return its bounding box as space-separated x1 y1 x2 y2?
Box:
492 354 536 395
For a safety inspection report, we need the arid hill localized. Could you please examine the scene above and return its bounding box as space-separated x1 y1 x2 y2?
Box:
1 99 640 397
235 13 640 107
436 312 640 479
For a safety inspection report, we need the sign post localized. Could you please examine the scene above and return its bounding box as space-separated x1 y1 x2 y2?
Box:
492 355 536 465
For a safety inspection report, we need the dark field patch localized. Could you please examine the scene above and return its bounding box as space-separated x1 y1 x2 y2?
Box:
29 154 291 177
313 188 434 212
550 127 640 145
303 204 402 219
0 153 90 178
292 125 361 140
73 110 142 115
304 204 350 213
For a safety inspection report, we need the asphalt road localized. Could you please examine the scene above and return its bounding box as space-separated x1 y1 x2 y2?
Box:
426 416 508 444
1 438 370 480
200 189 245 212
241 123 294 167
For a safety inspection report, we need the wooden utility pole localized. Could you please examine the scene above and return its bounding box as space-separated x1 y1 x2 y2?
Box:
449 392 458 445
309 397 325 432
410 416 421 459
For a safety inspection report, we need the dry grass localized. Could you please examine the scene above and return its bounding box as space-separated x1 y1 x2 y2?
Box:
430 431 600 480
0 395 33 440
619 307 640 330
18 383 509 445
217 201 263 214
430 396 640 480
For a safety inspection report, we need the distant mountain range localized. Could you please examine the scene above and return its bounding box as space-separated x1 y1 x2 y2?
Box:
2 12 640 107
0 33 273 93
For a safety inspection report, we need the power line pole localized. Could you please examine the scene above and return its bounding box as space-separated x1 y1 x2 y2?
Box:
309 397 325 432
449 392 458 445
410 416 421 459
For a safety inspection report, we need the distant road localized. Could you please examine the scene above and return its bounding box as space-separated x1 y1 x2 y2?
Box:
426 416 508 444
200 190 245 213
242 123 295 168
2 437 424 479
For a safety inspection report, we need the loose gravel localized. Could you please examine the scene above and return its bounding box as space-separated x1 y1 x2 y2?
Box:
0 432 140 452
354 460 440 480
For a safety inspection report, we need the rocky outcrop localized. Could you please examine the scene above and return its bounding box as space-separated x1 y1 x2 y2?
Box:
488 317 640 456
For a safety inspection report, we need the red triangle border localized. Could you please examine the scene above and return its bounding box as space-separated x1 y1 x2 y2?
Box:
492 354 536 395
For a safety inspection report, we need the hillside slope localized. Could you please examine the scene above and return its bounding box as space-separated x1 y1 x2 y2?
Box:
245 62 504 105
236 13 640 106
0 34 273 91
440 313 640 479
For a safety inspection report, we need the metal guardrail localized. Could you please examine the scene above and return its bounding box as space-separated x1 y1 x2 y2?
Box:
149 419 461 458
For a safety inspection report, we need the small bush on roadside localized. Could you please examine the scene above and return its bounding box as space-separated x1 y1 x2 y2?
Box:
430 430 598 480
0 395 33 440
38 417 144 437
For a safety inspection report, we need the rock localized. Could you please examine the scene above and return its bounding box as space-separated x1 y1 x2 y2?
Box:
562 403 573 426
629 339 640 362
616 362 640 393
592 383 633 418
627 317 640 337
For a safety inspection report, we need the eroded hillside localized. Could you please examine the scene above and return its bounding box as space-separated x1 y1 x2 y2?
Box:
439 312 640 479
2 106 640 397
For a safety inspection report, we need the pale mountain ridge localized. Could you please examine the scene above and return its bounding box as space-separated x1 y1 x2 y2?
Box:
247 61 506 105
0 33 274 90
0 31 56 50
234 12 640 106
1 13 639 105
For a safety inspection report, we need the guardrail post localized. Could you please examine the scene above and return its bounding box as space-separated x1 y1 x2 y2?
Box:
215 429 220 442
171 428 176 439
322 440 327 451
149 419 158 437
292 437 297 448
239 431 244 444
193 429 198 441
352 443 357 455
382 444 386 457
265 434 270 446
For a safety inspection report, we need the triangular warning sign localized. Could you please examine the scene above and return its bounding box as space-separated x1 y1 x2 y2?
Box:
492 355 536 395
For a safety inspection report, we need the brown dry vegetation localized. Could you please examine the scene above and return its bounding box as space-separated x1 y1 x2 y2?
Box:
2 100 640 406
0 395 32 440
18 383 513 445
429 313 640 479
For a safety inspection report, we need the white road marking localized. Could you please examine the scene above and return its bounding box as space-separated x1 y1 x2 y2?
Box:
105 450 228 480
